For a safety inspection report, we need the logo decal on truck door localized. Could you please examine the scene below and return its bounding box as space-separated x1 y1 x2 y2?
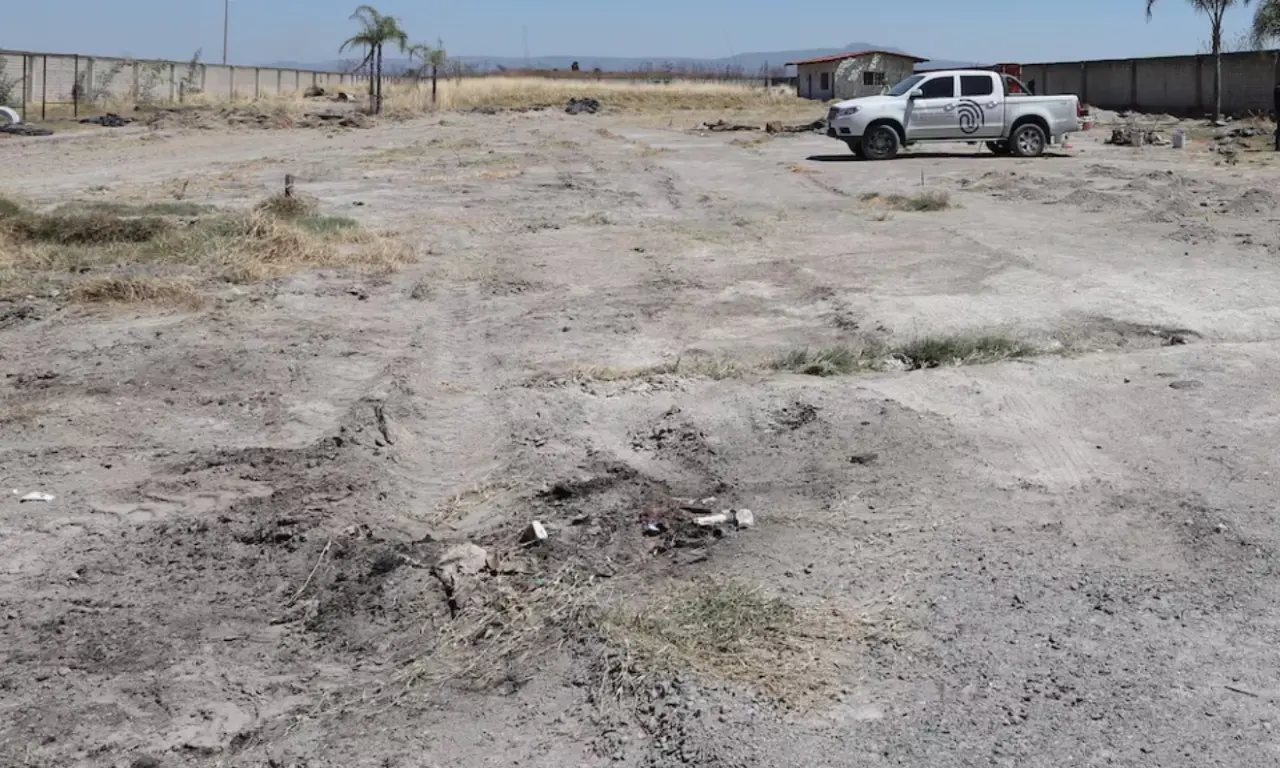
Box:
956 99 985 134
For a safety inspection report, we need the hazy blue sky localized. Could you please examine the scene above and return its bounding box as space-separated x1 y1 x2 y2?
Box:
1 0 1267 64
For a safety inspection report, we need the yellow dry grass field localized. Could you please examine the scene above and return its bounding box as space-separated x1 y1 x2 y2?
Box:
0 194 415 306
25 76 819 130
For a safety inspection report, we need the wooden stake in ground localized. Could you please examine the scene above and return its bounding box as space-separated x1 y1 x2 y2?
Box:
284 174 295 199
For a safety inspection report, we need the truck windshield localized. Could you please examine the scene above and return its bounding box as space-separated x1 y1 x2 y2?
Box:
886 75 925 97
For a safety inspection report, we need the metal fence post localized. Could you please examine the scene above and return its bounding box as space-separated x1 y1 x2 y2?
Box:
73 54 79 116
41 55 47 120
21 55 27 117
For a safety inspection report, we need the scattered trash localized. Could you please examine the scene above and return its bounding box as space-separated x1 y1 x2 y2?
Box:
701 119 759 132
304 84 326 98
693 513 730 527
733 509 755 529
19 491 55 503
80 113 133 127
849 452 880 465
521 520 549 544
0 106 20 125
643 521 668 536
0 123 53 137
1106 127 1168 147
565 97 601 115
1172 129 1186 149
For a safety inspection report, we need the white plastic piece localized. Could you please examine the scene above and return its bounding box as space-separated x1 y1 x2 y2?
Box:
0 106 21 126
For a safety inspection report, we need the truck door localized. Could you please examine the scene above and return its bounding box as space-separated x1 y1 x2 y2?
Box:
905 74 958 140
958 73 1003 139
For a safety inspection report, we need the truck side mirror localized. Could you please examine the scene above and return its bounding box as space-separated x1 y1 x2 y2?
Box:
909 88 924 99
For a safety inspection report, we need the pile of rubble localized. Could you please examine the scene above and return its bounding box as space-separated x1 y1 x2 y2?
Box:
697 118 826 134
565 97 602 115
1106 126 1172 146
79 113 133 128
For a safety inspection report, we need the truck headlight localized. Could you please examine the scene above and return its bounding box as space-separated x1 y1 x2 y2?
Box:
836 106 860 118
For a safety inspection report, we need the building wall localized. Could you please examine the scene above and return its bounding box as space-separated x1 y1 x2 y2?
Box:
833 53 917 100
796 62 838 100
0 48 380 117
1020 50 1280 114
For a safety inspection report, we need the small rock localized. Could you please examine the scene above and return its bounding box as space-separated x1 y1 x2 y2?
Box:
1169 380 1203 390
521 520 549 544
643 521 667 536
130 756 164 768
849 453 879 465
765 121 783 134
733 509 755 529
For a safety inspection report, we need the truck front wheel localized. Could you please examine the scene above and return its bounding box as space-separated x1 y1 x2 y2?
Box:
861 124 900 161
985 141 1012 155
1010 123 1047 158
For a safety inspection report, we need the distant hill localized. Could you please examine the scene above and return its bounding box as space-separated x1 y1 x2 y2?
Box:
268 42 984 75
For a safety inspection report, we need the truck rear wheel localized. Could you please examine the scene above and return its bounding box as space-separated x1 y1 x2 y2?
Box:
1010 123 1047 158
846 139 866 159
861 124 900 161
985 141 1012 155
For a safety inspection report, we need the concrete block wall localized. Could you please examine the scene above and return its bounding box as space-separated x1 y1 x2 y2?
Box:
0 48 385 116
1023 50 1280 115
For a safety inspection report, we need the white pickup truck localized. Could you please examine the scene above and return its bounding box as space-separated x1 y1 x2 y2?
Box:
825 70 1090 160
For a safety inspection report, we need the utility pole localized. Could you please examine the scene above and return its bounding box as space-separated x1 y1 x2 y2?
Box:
222 0 230 65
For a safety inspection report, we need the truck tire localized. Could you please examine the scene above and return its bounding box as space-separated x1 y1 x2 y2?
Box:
861 124 900 161
846 139 866 159
1010 123 1047 158
985 141 1012 155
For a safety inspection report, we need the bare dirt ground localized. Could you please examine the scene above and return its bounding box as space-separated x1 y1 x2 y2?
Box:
5 109 1280 767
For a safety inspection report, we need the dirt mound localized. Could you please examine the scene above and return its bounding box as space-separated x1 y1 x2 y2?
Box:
140 104 372 131
1053 188 1149 213
1224 187 1280 216
962 171 1058 201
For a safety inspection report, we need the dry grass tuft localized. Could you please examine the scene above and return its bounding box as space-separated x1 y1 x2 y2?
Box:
402 566 601 690
256 194 316 220
0 196 26 219
52 200 213 217
598 579 831 699
773 346 867 377
383 77 807 114
892 334 1037 369
3 213 172 245
861 191 952 212
0 197 415 299
70 275 205 308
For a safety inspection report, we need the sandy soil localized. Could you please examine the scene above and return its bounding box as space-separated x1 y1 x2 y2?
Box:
5 110 1280 767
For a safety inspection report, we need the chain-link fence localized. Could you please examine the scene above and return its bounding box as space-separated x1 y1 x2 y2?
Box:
0 49 381 120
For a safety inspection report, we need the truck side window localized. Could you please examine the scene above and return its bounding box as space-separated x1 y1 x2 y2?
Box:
919 77 955 99
961 75 995 97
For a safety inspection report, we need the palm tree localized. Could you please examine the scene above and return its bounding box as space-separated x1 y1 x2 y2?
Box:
1146 0 1254 122
409 40 449 104
339 5 409 114
1252 0 1280 45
